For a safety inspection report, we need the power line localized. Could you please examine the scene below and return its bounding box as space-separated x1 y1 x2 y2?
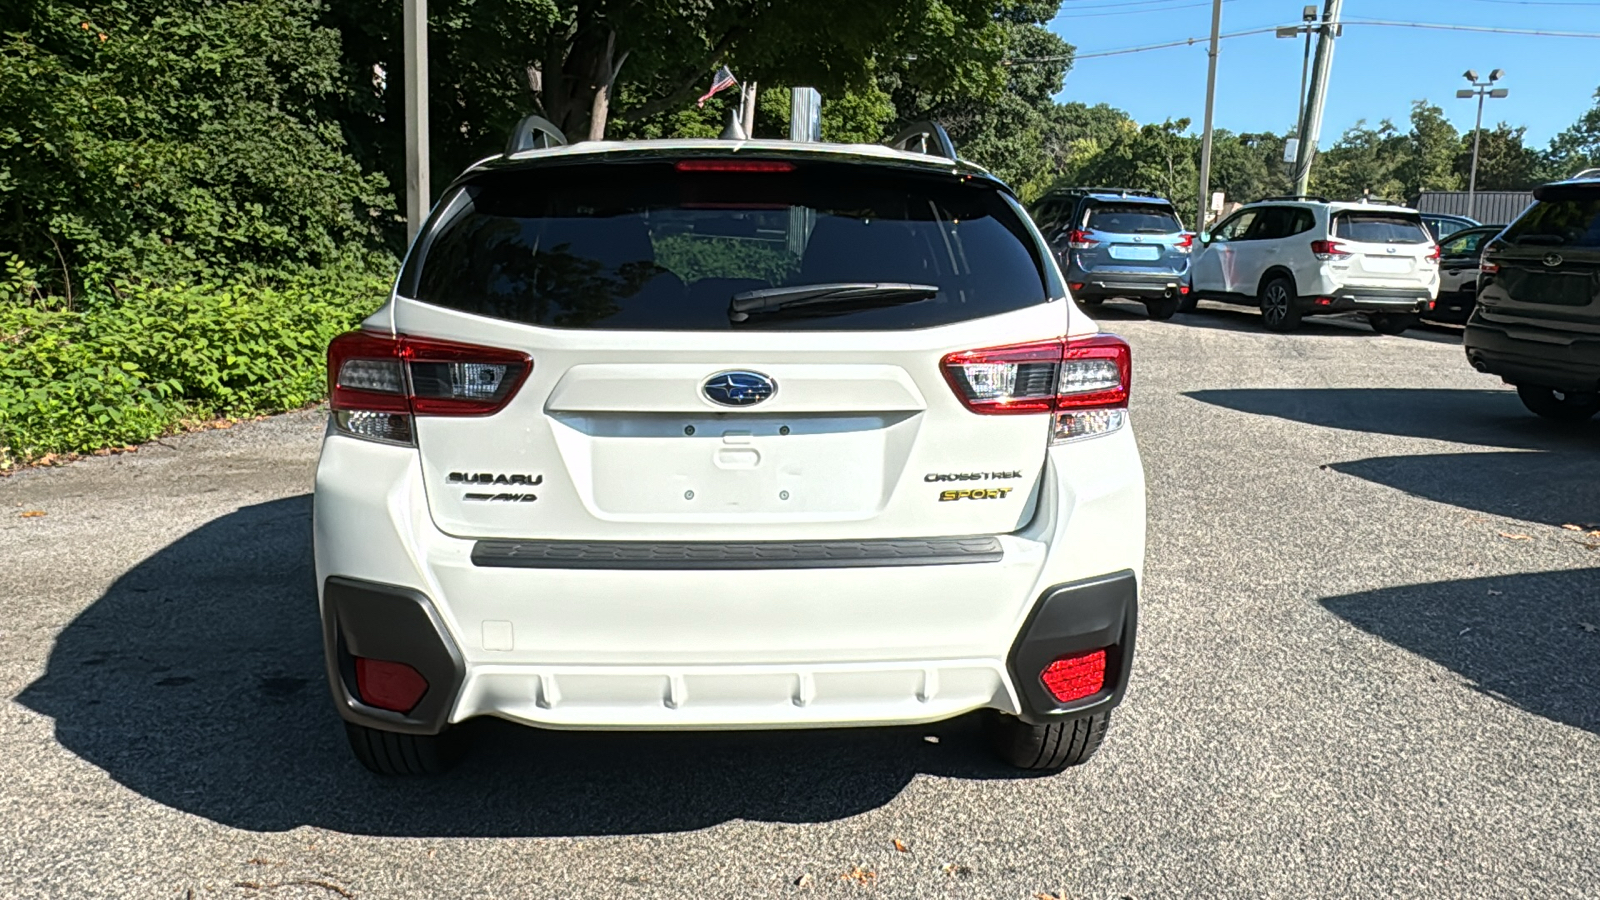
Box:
1055 0 1239 17
1037 17 1600 65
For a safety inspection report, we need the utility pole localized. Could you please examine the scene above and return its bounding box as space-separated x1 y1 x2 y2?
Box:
403 0 429 242
1457 69 1508 220
741 81 758 137
1195 0 1223 233
1276 5 1319 172
1292 0 1342 195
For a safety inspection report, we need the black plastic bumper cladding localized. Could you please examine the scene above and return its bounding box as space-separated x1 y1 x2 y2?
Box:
321 577 465 735
1008 570 1138 724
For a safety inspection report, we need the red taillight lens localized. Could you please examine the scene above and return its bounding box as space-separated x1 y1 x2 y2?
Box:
1041 649 1106 703
327 331 532 443
354 657 429 713
1480 260 1499 274
674 159 795 173
1175 232 1195 253
941 335 1131 443
1425 243 1441 263
1067 229 1100 250
1311 239 1352 261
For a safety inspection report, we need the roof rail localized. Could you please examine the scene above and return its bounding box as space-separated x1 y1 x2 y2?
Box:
1043 187 1163 199
1573 167 1600 181
1258 194 1330 203
505 115 567 155
888 121 958 162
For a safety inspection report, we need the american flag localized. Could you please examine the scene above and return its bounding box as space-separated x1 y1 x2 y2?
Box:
696 66 739 108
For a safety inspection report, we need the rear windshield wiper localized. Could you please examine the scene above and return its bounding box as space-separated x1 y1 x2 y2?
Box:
729 282 939 322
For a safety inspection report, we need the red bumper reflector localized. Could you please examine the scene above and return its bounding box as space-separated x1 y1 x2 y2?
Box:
1179 285 1190 295
354 657 429 713
1069 282 1086 292
1315 296 1333 307
1041 649 1107 703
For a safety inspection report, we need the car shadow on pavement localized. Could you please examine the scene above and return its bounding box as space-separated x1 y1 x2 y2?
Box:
1187 388 1600 526
17 496 1030 837
1091 300 1462 344
1321 568 1600 735
1186 387 1599 451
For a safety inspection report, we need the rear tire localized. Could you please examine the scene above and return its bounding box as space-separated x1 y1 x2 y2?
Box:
1258 277 1302 332
1144 297 1180 321
1368 313 1417 335
1516 385 1600 423
987 710 1111 771
344 721 465 776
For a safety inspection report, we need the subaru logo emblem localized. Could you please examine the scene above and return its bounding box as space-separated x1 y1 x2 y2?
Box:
1544 253 1564 268
1386 247 1397 254
1133 235 1144 243
702 371 776 407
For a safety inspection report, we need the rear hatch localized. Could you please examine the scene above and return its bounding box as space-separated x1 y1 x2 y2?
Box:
1478 188 1600 326
1329 209 1437 288
1076 201 1189 277
388 155 1072 542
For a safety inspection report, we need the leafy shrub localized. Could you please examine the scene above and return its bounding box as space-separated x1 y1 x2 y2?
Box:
653 233 799 285
0 269 391 466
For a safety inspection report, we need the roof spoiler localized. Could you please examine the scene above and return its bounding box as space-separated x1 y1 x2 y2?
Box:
505 115 567 155
1258 194 1330 203
888 121 958 162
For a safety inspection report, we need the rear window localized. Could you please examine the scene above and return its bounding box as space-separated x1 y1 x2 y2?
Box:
1085 203 1182 235
1332 212 1430 244
403 160 1052 330
1501 195 1600 249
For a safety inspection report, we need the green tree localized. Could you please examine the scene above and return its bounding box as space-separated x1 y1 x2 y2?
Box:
1395 101 1461 198
1457 123 1548 191
1546 85 1600 177
1313 119 1406 202
0 0 391 299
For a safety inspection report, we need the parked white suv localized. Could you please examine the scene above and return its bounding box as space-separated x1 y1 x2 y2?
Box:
313 125 1146 775
1183 197 1440 334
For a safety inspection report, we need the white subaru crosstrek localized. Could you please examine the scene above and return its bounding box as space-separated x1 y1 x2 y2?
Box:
313 127 1146 775
1184 197 1441 334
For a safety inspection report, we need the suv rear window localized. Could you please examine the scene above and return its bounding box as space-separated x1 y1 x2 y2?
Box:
1501 194 1600 248
1332 212 1430 244
403 160 1051 331
1085 203 1182 235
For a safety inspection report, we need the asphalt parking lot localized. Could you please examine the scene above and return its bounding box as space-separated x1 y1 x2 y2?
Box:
3 301 1598 899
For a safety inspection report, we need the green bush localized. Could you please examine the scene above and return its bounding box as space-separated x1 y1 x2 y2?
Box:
0 269 390 466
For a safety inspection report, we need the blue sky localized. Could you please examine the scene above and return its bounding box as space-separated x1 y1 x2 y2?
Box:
1049 0 1600 147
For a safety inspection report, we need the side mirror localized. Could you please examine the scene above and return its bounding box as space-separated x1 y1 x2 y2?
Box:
1200 232 1212 244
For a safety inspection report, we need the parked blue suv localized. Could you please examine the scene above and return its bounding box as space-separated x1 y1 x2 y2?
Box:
1030 188 1193 320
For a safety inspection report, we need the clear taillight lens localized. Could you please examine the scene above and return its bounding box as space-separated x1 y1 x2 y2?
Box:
941 334 1131 443
327 331 532 444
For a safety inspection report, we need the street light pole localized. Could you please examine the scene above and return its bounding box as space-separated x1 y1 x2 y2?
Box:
1292 0 1343 195
1457 69 1508 221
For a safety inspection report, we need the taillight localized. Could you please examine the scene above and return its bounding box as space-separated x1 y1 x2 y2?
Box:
1424 243 1441 263
940 334 1131 444
1480 258 1499 274
674 159 795 173
1067 229 1100 250
1175 232 1195 254
327 330 532 445
1311 239 1352 261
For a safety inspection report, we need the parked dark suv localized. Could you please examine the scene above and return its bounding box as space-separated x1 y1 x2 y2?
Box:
1465 170 1600 421
1030 188 1191 320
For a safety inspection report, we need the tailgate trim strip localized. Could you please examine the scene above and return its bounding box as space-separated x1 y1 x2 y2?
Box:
471 536 1004 569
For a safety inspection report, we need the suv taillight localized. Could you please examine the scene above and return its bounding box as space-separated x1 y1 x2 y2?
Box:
941 334 1131 444
1067 229 1100 250
1175 232 1195 254
1311 239 1352 261
1425 243 1441 263
327 330 532 444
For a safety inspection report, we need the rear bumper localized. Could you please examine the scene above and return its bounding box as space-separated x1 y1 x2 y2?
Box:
1300 286 1434 314
1464 312 1600 393
1073 271 1187 300
313 421 1146 732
